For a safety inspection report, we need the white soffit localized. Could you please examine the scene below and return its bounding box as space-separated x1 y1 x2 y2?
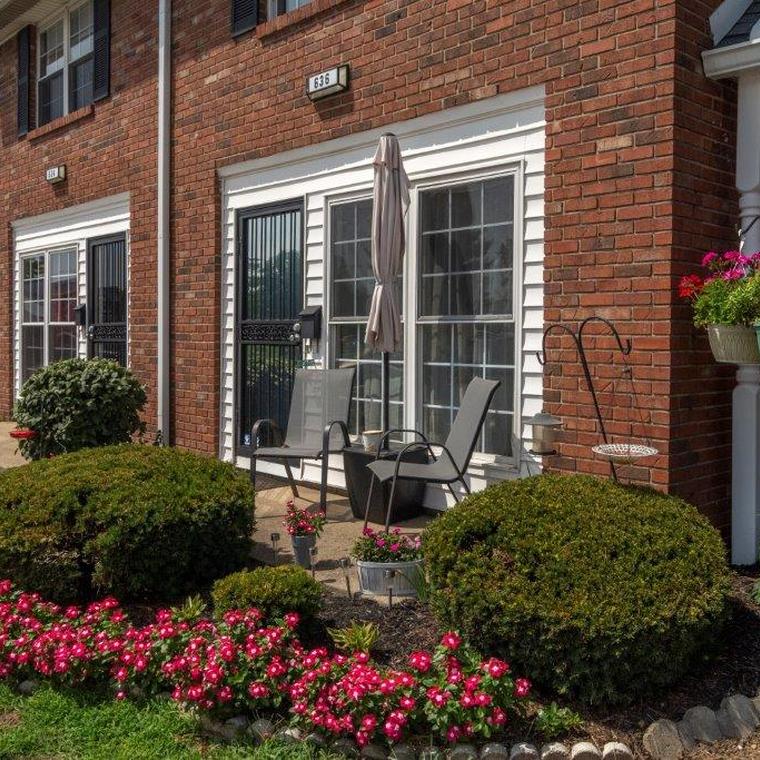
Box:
711 0 756 45
0 0 65 46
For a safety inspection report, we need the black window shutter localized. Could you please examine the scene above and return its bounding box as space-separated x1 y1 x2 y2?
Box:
92 0 110 101
231 0 258 36
17 26 30 137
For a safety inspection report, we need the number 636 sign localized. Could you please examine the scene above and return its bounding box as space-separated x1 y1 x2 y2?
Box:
306 64 350 101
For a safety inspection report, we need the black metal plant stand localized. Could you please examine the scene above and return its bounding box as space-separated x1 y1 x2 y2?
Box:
537 317 633 482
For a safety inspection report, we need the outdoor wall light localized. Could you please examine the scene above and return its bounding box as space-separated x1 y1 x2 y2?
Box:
526 411 562 455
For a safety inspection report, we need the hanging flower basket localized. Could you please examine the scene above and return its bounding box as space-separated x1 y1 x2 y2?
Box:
707 324 760 365
8 428 37 441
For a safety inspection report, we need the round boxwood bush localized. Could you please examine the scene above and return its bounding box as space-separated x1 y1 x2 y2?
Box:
13 358 147 460
423 474 731 705
212 566 323 621
0 445 255 603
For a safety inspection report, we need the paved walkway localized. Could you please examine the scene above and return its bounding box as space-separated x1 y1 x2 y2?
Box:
0 422 23 469
252 475 431 596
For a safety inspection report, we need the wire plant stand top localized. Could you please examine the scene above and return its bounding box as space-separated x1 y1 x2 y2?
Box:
537 317 659 480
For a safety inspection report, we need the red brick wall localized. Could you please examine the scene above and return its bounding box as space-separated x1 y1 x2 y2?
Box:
0 0 159 426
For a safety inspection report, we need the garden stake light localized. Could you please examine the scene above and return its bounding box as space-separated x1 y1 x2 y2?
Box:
339 557 352 598
270 532 280 563
385 568 396 608
309 546 318 578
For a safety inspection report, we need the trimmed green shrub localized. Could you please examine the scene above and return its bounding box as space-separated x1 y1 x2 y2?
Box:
0 445 255 602
423 474 731 705
13 358 147 460
212 566 323 621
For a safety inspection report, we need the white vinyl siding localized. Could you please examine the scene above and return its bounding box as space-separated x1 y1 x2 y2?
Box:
219 88 546 508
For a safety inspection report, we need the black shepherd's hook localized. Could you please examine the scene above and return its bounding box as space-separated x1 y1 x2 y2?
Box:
537 317 633 482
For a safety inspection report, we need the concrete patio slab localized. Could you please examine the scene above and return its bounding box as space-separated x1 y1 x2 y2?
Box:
0 422 23 470
252 475 432 597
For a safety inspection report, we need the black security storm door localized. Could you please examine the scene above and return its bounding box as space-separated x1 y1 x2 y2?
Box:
87 234 127 365
237 202 304 455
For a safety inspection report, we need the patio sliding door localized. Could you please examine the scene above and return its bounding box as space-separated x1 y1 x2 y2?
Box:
236 201 304 455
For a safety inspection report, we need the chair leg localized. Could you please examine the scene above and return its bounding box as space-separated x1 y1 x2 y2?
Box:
385 474 400 532
363 474 377 531
446 482 461 503
283 459 299 499
319 454 329 516
250 455 257 492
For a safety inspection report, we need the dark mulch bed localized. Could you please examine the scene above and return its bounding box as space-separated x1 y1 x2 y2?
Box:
302 568 760 759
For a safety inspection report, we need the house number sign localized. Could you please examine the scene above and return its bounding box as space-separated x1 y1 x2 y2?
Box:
306 64 349 101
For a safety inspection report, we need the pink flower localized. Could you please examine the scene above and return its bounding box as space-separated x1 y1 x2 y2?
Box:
701 251 718 267
483 657 510 678
446 725 462 743
514 677 531 698
283 612 300 629
441 631 462 650
408 651 431 673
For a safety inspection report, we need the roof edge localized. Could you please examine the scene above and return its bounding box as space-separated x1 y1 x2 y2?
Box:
711 0 756 45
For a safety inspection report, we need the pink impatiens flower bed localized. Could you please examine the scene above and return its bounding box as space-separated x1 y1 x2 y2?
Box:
0 580 531 747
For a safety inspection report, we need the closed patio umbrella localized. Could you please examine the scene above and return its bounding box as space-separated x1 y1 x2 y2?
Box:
365 133 410 435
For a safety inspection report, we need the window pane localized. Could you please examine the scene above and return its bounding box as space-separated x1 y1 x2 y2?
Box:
421 187 449 232
483 177 514 225
483 270 512 316
484 412 512 457
39 71 64 125
40 20 64 77
421 232 448 275
451 183 481 228
69 2 94 61
22 326 44 383
49 250 77 324
22 256 45 324
332 243 353 280
70 57 94 111
49 325 77 362
421 275 448 316
451 273 480 316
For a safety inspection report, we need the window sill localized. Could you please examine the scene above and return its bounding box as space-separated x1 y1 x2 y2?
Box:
27 105 94 141
256 0 354 40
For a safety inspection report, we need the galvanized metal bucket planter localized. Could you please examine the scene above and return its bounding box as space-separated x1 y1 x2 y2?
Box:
708 324 760 365
291 535 317 569
356 559 424 597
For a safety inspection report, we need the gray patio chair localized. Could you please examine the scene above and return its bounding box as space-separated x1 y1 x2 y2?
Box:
363 377 500 531
250 367 355 513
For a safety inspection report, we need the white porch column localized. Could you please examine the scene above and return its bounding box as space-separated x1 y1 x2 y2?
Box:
733 366 760 565
737 69 760 253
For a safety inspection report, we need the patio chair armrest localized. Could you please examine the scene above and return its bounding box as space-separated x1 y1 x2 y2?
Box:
377 428 430 451
323 420 351 454
390 439 461 479
251 418 284 452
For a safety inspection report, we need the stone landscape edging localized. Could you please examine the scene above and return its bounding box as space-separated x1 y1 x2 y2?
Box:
643 692 760 758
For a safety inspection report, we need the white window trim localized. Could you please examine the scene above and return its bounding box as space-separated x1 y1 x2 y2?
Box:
324 162 524 471
19 246 79 382
37 0 93 123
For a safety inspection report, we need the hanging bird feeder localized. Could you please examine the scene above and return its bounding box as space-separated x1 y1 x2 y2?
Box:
526 411 563 455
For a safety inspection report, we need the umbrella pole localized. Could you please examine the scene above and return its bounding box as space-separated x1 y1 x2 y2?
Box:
382 351 390 445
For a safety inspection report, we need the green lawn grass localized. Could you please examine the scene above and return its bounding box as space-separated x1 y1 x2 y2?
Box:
0 683 339 760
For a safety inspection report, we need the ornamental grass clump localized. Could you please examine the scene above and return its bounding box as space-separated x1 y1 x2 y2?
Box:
679 250 760 327
0 445 254 602
422 473 731 705
0 580 532 747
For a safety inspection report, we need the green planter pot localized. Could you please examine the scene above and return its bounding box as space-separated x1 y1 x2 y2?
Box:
708 324 760 365
356 559 423 597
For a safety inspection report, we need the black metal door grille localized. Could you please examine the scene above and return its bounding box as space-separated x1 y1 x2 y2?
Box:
88 235 127 365
237 202 303 452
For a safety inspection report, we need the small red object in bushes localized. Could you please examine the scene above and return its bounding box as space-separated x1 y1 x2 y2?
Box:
9 428 37 441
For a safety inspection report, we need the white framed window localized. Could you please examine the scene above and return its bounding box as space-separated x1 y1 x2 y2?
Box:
38 0 94 126
327 169 519 460
20 249 78 383
328 198 405 436
268 0 311 18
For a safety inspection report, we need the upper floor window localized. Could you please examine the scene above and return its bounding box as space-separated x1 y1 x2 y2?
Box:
38 1 94 126
268 0 311 18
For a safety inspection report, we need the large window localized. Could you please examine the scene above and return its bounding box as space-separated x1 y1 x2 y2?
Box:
328 174 517 460
418 176 515 456
329 199 404 436
38 1 94 126
21 249 78 382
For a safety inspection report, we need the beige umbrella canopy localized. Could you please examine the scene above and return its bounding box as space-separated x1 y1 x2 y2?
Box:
364 133 410 433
